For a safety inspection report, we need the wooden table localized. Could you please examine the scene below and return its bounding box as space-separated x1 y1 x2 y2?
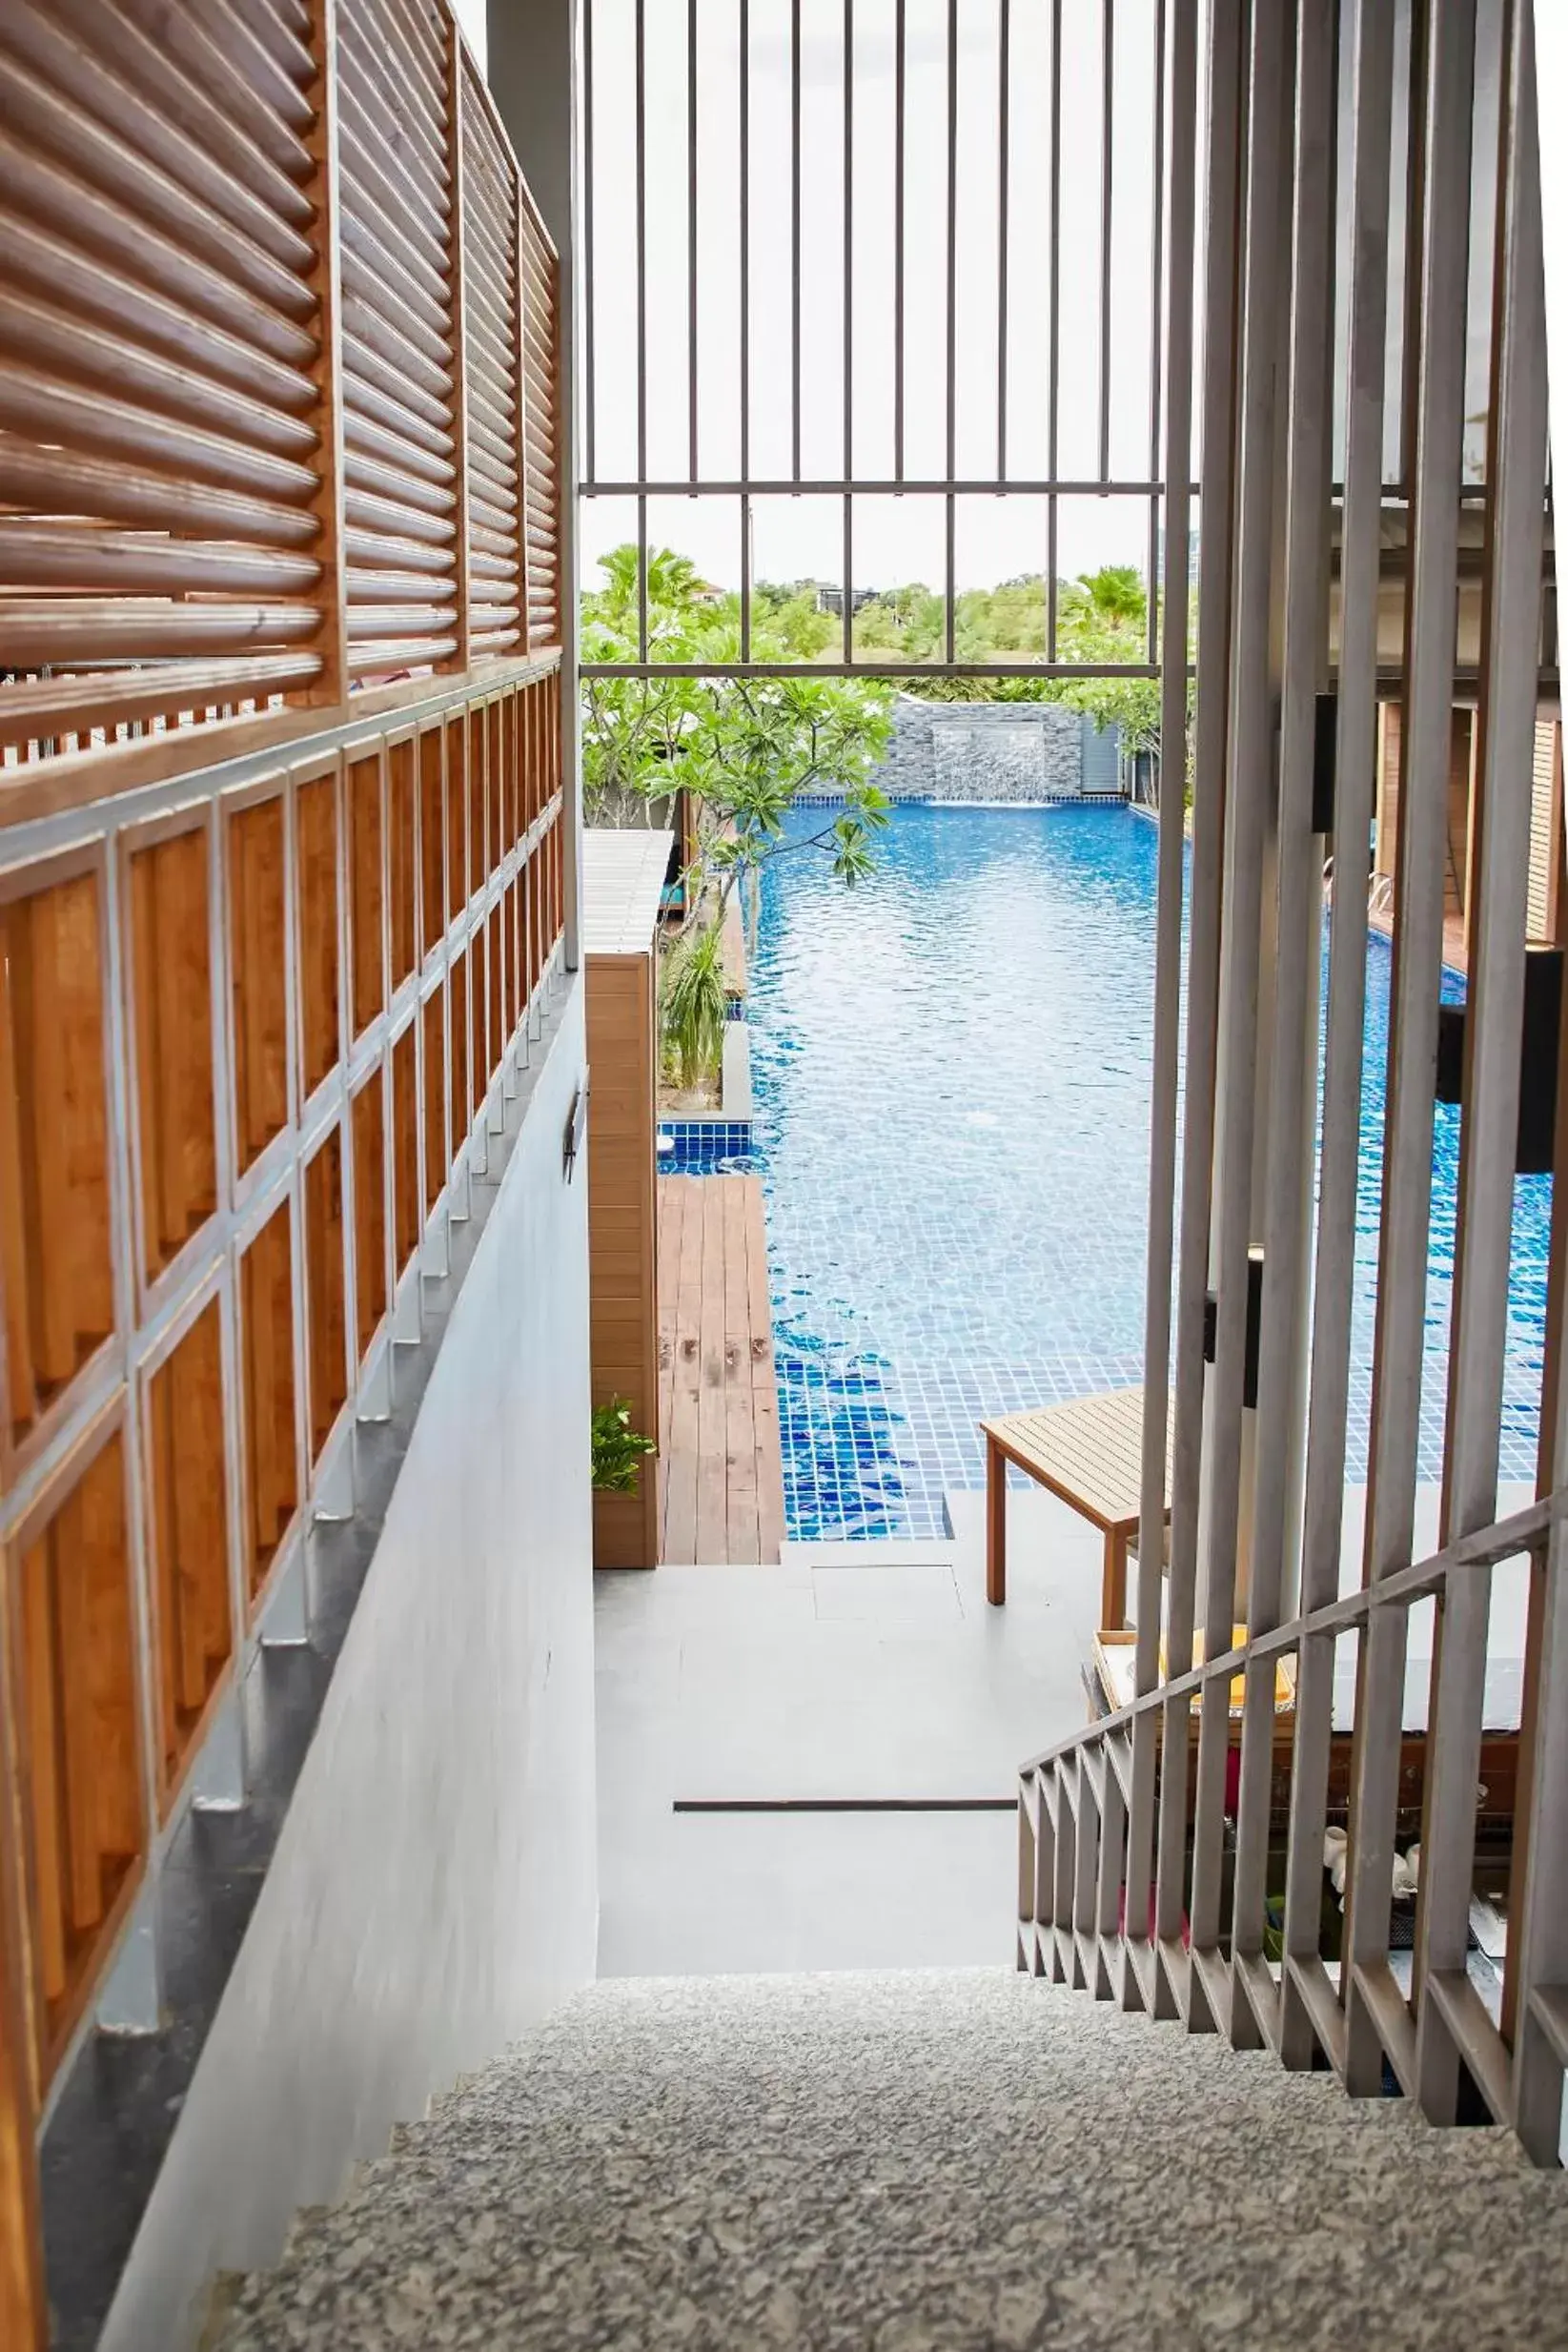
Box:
980 1386 1169 1625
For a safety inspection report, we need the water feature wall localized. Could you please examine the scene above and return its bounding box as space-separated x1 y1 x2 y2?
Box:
872 695 1121 802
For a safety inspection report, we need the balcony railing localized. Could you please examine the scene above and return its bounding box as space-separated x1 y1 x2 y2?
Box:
0 4 569 2340
1020 0 1568 2165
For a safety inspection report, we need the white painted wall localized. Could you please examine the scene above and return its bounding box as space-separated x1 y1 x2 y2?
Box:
101 980 598 2352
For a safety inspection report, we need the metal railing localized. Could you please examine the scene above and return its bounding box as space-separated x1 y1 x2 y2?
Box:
580 0 1175 676
1019 1484 1568 2154
1021 0 1567 2164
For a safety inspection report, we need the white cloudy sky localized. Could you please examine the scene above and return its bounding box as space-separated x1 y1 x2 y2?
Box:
578 0 1165 598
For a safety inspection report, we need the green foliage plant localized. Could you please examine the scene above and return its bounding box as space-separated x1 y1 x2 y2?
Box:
592 1397 656 1494
661 917 728 1091
580 546 894 933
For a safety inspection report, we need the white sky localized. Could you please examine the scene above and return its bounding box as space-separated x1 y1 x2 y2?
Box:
453 0 487 72
580 0 1164 597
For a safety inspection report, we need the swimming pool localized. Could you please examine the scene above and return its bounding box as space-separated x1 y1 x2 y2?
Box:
685 803 1551 1542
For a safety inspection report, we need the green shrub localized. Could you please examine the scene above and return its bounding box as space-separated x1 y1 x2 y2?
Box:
592 1398 656 1494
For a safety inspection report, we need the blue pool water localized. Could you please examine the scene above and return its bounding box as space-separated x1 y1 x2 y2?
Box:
673 803 1552 1542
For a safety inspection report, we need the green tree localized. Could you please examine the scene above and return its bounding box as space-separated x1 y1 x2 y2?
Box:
580 548 895 1070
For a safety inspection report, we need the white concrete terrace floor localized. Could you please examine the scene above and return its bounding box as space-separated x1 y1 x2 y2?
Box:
595 1477 1538 1977
594 1487 1101 1976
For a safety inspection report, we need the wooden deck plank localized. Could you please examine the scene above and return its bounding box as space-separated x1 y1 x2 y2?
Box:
723 1176 761 1564
662 1176 703 1563
655 1173 783 1565
694 1178 731 1563
748 1193 785 1565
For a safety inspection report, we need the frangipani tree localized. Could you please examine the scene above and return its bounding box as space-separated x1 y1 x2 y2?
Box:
580 545 894 937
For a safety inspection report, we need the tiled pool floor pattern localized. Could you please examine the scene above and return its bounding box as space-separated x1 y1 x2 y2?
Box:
669 805 1551 1543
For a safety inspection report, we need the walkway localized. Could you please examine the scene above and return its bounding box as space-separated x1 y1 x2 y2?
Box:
657 1175 784 1565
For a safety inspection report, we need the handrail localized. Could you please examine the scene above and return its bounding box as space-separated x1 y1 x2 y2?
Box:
1020 1491 1565 1774
1018 1486 1568 2159
0 0 561 784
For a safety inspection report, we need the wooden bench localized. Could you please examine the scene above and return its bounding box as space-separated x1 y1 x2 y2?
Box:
980 1386 1170 1625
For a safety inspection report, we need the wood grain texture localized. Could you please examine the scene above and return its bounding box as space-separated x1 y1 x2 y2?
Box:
587 952 659 1569
0 0 560 765
147 1297 232 1808
655 1178 783 1567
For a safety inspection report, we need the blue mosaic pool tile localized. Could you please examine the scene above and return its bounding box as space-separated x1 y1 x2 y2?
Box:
657 1121 756 1175
738 804 1549 1544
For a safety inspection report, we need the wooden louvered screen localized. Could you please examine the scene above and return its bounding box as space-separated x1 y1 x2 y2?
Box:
0 0 563 777
461 55 526 661
337 0 461 684
519 196 563 654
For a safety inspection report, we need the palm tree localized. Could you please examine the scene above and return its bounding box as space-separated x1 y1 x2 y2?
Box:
1075 564 1146 626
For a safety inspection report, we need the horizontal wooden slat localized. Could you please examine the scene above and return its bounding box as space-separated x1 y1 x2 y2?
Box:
0 293 319 463
347 635 458 675
4 213 317 414
0 372 317 504
342 523 454 577
0 141 319 370
0 524 322 598
47 0 316 229
2 603 322 663
0 52 318 324
0 438 321 550
0 651 323 742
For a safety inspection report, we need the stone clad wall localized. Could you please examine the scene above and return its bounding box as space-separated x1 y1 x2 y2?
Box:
869 695 1119 802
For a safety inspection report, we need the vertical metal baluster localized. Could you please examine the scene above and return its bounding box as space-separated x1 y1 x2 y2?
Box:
740 0 751 662
1282 0 1398 2078
1094 1742 1128 1999
583 0 596 490
1072 1750 1101 1989
1052 1757 1076 1981
1048 0 1062 661
1130 0 1197 2014
1153 0 1246 2015
688 0 699 486
792 0 802 487
945 0 958 665
1145 0 1168 673
998 0 1010 484
1344 0 1476 2102
894 0 906 488
844 0 854 665
1193 0 1292 1999
1232 0 1338 2054
1515 1498 1568 2160
1099 0 1115 485
635 0 648 663
1018 1772 1036 1968
1415 0 1546 2126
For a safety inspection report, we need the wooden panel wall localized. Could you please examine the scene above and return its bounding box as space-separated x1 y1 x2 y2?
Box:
587 953 661 1570
0 661 565 2352
0 0 564 772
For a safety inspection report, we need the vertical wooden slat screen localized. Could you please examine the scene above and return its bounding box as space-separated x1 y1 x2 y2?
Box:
146 1297 233 1810
0 649 563 2098
13 1419 143 2077
0 0 563 771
